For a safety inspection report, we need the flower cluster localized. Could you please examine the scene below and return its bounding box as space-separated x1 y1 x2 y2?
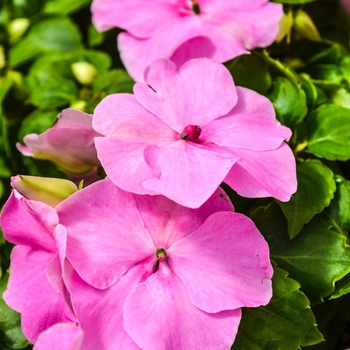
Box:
1 1 298 349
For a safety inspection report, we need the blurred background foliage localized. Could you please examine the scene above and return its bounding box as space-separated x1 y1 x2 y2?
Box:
0 0 350 349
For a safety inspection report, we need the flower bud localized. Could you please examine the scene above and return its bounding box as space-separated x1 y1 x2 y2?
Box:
71 62 97 85
276 10 293 44
9 18 29 40
11 175 78 207
294 10 321 42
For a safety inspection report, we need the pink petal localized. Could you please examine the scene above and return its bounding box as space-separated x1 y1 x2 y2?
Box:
91 0 179 36
34 323 83 350
224 143 297 202
118 16 204 82
168 212 273 313
203 87 292 150
68 266 145 350
133 187 233 249
18 109 101 174
92 94 176 142
134 58 237 131
124 263 241 350
94 137 157 195
56 178 156 290
143 141 240 208
1 191 57 252
4 246 74 343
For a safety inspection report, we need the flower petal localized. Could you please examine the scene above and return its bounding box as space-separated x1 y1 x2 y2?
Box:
143 141 240 208
134 58 237 131
94 137 157 195
56 178 156 290
224 143 297 201
168 212 273 313
68 265 146 350
34 323 83 350
4 246 74 343
1 190 57 252
92 94 176 142
118 16 203 81
91 0 179 36
124 263 241 350
203 87 292 150
133 187 233 250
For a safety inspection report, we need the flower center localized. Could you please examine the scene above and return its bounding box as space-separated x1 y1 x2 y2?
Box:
192 1 200 15
156 248 167 262
180 125 201 142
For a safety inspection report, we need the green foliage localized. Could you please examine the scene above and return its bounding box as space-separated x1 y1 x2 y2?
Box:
268 77 308 129
277 160 336 238
307 104 350 161
232 266 323 350
252 202 350 303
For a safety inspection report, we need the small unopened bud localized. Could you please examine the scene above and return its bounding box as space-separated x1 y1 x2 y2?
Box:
9 18 29 40
294 10 321 42
11 175 78 207
71 62 97 85
180 125 201 142
276 10 293 44
70 100 87 111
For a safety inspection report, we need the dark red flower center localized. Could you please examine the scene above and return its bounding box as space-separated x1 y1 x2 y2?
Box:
180 125 201 142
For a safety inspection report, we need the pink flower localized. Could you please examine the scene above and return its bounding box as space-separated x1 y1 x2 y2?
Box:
93 58 297 208
56 178 273 349
17 109 101 175
34 323 84 350
340 0 350 13
0 190 75 343
91 0 283 81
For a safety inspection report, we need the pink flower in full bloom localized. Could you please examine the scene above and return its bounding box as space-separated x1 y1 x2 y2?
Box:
91 0 283 81
93 58 297 209
56 178 273 350
0 190 75 343
17 109 101 175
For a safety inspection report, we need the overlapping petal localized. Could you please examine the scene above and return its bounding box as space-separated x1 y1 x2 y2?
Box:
1 191 58 252
3 246 74 343
124 263 241 350
133 187 234 249
34 323 84 350
143 141 240 208
203 87 291 150
134 58 237 131
57 179 156 290
168 212 273 313
225 143 297 201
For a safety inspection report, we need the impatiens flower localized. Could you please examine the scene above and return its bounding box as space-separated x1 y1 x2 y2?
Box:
93 58 297 208
341 0 350 13
91 0 283 81
34 323 84 350
0 190 75 343
17 108 101 175
56 178 273 349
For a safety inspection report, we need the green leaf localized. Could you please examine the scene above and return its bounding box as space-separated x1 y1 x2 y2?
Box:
44 0 91 14
298 73 318 110
18 109 58 140
268 77 308 129
93 69 134 95
307 64 344 84
9 16 83 67
29 77 78 108
227 54 271 95
324 175 350 236
307 104 350 161
329 87 350 109
88 24 105 48
277 160 336 238
0 274 29 349
252 202 350 301
12 0 45 17
330 273 350 299
232 266 323 350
